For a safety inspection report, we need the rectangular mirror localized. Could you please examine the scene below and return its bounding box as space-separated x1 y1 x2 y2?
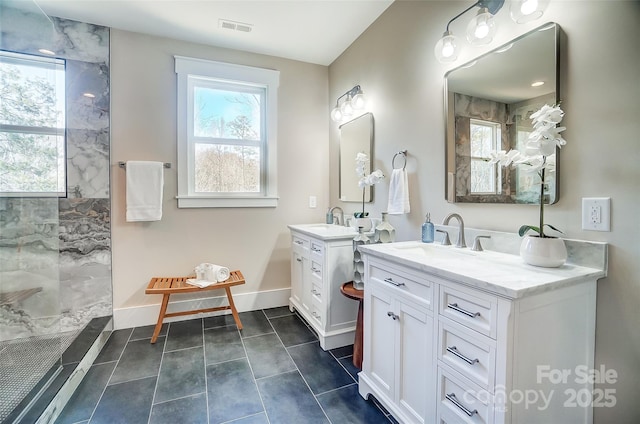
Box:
445 22 560 204
339 112 373 202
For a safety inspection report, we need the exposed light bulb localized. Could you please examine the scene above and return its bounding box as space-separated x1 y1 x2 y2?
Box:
531 81 545 87
510 0 548 24
521 0 538 16
466 8 496 45
38 48 55 56
340 98 353 118
351 93 366 110
475 22 490 39
435 31 460 63
330 106 343 123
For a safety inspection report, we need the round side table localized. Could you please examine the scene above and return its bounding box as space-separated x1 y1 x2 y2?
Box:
340 281 364 369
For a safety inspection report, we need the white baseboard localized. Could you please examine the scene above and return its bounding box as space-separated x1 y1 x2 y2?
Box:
113 287 291 330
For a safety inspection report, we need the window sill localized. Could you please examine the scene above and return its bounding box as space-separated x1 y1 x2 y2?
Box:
176 196 279 208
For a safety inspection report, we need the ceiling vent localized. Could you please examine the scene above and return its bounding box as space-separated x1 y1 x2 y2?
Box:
219 19 253 33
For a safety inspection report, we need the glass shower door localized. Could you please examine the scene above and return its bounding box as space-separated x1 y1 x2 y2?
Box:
0 197 63 422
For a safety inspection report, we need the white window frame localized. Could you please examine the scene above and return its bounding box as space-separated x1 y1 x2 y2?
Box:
175 56 279 208
469 119 502 195
0 51 66 197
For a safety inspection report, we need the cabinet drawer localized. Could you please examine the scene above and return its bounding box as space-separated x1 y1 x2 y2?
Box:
310 297 323 325
311 282 322 303
438 319 496 391
292 235 309 252
369 263 433 309
437 367 493 424
310 260 323 280
439 285 497 338
310 240 324 256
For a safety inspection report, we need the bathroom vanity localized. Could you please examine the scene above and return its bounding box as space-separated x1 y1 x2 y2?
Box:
358 240 607 424
288 224 362 349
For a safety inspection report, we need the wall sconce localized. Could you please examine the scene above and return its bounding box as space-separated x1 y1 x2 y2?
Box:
434 0 548 63
330 85 366 123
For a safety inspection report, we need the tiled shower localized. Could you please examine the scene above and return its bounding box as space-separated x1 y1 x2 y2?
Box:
0 2 111 420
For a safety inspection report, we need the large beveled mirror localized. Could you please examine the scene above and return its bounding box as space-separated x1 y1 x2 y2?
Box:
340 112 373 202
445 22 560 204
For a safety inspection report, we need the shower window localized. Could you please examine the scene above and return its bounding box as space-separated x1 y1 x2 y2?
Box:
0 50 66 197
469 118 502 195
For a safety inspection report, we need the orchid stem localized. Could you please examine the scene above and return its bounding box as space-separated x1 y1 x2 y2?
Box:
539 166 545 238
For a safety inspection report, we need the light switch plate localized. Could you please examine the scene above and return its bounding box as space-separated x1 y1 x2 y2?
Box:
309 196 317 208
582 197 611 231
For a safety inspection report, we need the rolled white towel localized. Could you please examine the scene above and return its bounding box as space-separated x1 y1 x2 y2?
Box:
194 263 230 283
209 264 230 282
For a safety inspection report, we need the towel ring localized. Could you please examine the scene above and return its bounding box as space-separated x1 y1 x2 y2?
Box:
392 150 407 170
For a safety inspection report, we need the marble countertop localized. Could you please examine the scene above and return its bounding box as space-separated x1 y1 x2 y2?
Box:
288 223 374 241
359 241 606 299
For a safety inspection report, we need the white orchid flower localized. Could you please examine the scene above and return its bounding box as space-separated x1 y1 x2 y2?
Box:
489 149 522 167
530 104 564 125
365 169 385 186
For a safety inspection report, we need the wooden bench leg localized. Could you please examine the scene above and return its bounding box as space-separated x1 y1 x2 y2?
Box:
151 294 170 344
225 287 243 330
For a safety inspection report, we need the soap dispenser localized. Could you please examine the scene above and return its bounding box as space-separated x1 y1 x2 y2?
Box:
422 213 434 243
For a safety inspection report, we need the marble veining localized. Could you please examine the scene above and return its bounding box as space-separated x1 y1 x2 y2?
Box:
0 4 112 339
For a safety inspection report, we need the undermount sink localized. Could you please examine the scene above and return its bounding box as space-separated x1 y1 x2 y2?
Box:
304 224 357 233
391 241 479 257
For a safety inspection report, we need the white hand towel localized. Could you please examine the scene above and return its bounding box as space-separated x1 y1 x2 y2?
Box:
387 168 410 214
126 161 164 222
186 279 216 288
195 263 230 283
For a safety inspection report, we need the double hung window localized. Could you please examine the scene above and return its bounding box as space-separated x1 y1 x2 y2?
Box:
175 56 279 208
0 51 66 197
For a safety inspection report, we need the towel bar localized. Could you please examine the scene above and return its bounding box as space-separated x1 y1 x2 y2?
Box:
392 150 407 170
118 161 171 169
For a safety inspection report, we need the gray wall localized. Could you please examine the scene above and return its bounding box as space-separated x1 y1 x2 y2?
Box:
329 1 639 422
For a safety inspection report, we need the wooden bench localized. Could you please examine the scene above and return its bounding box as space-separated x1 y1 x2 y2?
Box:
145 270 245 343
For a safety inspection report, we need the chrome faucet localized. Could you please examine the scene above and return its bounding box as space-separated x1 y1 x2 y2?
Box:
442 213 466 248
328 206 345 226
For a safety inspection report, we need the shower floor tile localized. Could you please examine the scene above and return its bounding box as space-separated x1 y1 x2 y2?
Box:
54 309 394 423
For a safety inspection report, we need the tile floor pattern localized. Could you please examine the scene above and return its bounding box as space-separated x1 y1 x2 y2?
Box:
54 307 397 424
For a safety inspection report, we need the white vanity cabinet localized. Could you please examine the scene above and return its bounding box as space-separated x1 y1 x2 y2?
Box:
362 261 435 424
358 242 606 424
288 226 359 350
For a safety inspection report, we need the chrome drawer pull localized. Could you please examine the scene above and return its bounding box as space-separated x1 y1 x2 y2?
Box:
447 303 481 318
296 258 302 262
384 277 405 287
311 267 321 273
387 311 399 320
445 393 478 417
446 346 479 365
311 247 321 253
294 240 303 245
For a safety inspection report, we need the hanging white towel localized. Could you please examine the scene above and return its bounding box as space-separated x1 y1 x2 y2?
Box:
125 161 164 222
387 168 410 214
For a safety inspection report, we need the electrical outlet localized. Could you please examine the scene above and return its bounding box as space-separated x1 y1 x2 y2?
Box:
582 197 611 231
309 196 317 208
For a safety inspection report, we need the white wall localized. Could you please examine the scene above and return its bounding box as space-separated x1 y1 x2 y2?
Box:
329 1 639 422
110 30 329 319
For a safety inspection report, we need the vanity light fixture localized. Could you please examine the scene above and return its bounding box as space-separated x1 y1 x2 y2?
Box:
330 85 366 123
510 0 549 24
435 0 548 63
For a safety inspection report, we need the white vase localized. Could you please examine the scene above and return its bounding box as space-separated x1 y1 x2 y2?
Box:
519 235 567 268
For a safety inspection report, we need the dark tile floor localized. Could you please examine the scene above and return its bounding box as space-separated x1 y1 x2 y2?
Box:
54 307 396 424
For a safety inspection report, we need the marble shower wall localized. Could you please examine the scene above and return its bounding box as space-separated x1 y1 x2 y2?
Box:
453 93 513 203
0 4 111 337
